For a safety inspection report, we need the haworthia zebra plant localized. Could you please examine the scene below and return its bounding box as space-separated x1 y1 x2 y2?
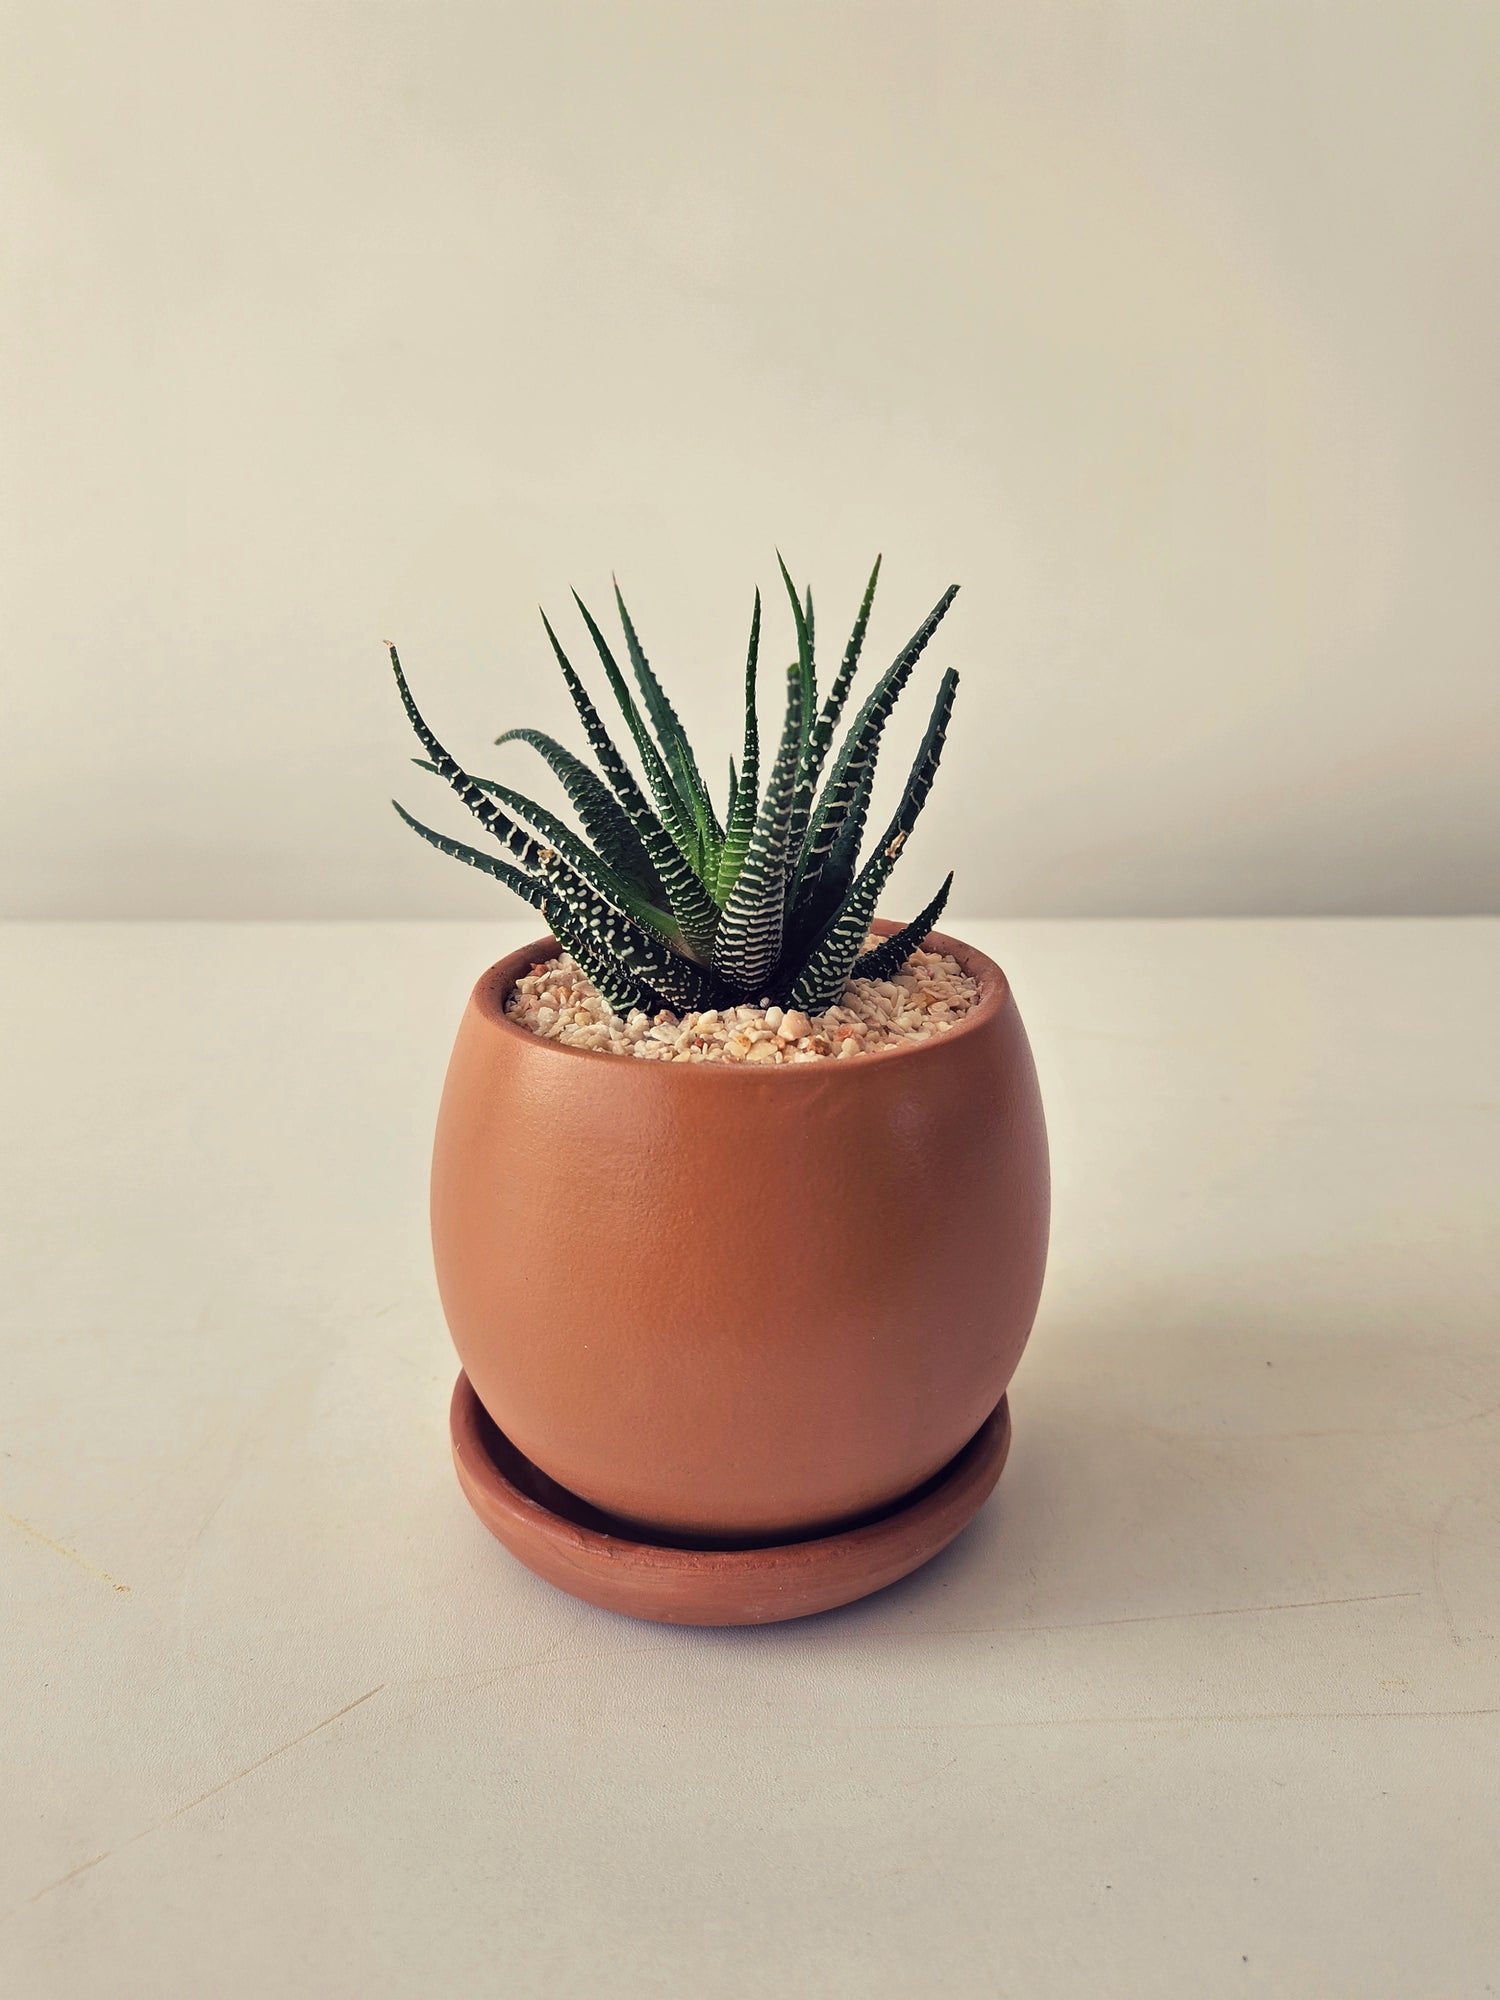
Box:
391 557 961 1018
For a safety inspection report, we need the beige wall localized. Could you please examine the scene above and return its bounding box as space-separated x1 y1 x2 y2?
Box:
3 1 1496 919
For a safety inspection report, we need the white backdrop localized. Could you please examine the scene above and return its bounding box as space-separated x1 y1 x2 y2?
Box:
3 1 1496 920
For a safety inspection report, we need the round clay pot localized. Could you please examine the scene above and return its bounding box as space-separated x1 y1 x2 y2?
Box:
430 921 1049 1543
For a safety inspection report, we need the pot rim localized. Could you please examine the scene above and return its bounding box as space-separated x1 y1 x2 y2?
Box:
468 918 1013 1078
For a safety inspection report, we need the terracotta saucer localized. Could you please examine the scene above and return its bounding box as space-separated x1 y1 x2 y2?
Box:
449 1372 1011 1626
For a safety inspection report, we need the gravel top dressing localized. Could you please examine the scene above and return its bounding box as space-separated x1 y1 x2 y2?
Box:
507 944 980 1063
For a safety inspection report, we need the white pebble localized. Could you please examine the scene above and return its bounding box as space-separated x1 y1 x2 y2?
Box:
504 947 977 1065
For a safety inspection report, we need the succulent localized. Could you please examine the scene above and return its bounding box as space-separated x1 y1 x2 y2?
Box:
390 557 961 1017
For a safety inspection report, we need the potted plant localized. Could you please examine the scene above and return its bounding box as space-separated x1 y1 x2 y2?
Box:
392 557 1049 1624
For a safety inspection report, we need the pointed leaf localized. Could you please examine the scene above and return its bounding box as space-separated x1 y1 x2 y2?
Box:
713 591 762 906
395 640 717 1002
871 666 959 854
471 777 684 949
392 801 542 907
789 668 960 1010
390 646 550 874
416 751 656 899
492 728 660 891
792 583 958 921
541 611 721 955
776 553 815 750
712 661 803 992
542 870 726 1014
788 831 906 1013
392 798 657 1012
554 937 657 1015
787 555 881 860
614 579 722 855
542 888 662 1014
803 585 815 744
572 591 707 880
849 873 954 982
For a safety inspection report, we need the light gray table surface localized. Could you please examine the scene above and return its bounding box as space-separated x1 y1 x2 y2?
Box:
3 918 1496 1998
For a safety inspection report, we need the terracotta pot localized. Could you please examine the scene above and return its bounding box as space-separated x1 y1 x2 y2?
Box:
431 921 1049 1543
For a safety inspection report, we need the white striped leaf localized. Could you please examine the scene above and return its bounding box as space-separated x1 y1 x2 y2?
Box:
712 661 803 993
713 591 762 907
540 612 721 956
791 584 959 924
789 668 959 1010
848 873 954 982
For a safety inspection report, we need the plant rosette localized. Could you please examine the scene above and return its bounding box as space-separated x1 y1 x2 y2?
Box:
393 559 1049 1620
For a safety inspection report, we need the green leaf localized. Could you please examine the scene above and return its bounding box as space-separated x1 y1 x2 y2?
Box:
791 583 959 925
572 591 707 879
539 612 657 828
491 728 660 892
394 559 961 1026
803 585 815 743
540 885 663 1014
469 776 684 950
788 833 904 1012
849 873 954 982
776 553 815 751
789 667 959 1011
787 554 881 860
876 666 959 854
392 801 542 907
393 646 721 1008
541 868 724 1015
540 611 721 957
613 579 722 863
712 660 803 992
713 591 761 906
392 798 658 1010
415 753 659 907
392 799 647 1011
390 646 552 875
818 741 880 911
